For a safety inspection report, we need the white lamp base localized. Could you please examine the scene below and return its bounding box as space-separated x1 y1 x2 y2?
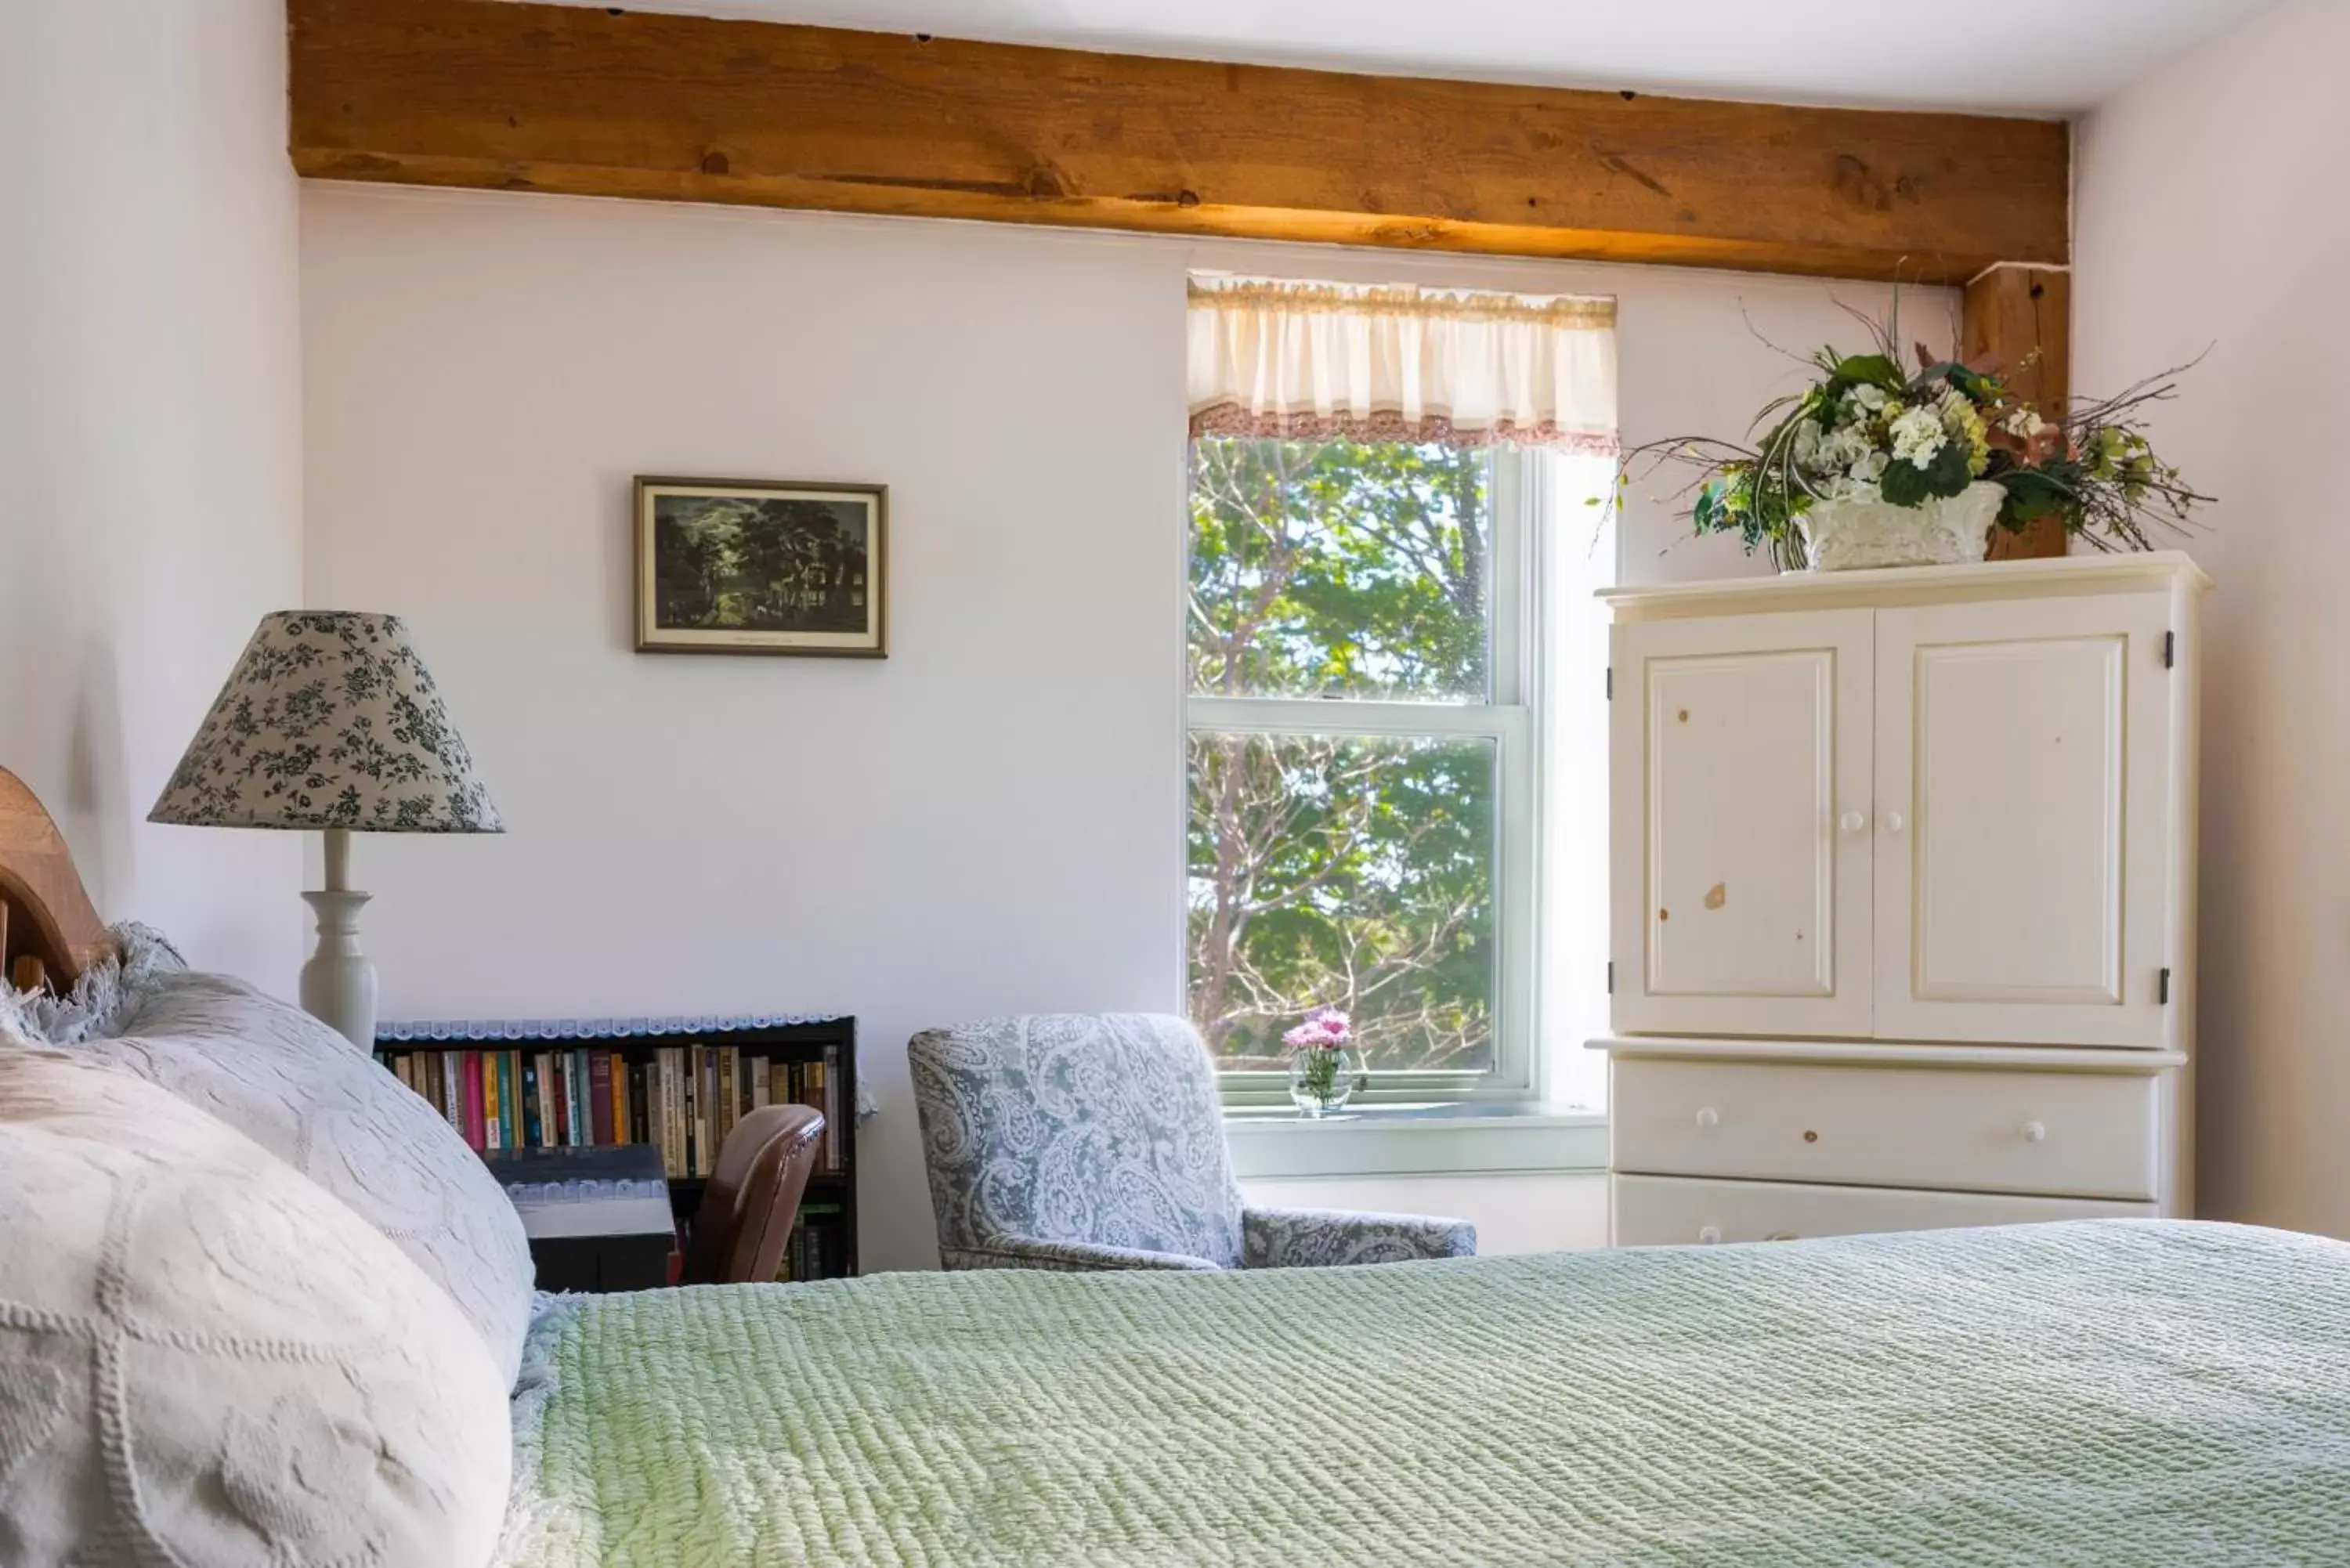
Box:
301 890 378 1048
300 828 378 1049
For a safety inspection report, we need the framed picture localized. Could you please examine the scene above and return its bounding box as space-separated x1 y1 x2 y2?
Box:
634 476 888 657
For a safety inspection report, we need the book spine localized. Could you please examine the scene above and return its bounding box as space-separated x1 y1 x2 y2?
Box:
824 1044 841 1172
803 1059 826 1172
442 1053 461 1136
630 1059 649 1145
501 1051 522 1151
521 1058 543 1149
393 1053 414 1093
481 1051 502 1153
609 1052 628 1146
751 1054 769 1111
591 1051 614 1145
645 1052 664 1174
685 1045 701 1177
552 1050 571 1147
718 1048 738 1150
660 1049 682 1180
573 1052 591 1146
462 1053 485 1150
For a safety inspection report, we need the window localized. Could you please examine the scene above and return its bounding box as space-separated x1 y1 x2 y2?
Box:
1186 438 1543 1103
1184 275 1618 1109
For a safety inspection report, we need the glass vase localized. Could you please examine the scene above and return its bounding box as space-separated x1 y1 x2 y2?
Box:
1287 1046 1364 1118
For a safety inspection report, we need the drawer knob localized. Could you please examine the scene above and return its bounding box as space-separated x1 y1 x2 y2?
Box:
1697 1225 1723 1245
1838 809 1867 835
2023 1120 2048 1144
1883 811 1907 834
1694 1107 1719 1130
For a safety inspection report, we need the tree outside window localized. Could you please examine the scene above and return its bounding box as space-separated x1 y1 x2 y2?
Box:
1186 438 1529 1092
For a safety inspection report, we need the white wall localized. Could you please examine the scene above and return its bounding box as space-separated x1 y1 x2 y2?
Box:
299 183 1952 1270
0 0 306 991
2075 0 2350 1237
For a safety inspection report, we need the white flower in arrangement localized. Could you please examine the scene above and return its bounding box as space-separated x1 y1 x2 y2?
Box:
1792 417 1824 467
1889 405 1947 469
2003 406 2051 439
1850 383 1889 413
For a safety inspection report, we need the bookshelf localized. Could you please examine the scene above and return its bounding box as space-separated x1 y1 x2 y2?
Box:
374 1013 858 1281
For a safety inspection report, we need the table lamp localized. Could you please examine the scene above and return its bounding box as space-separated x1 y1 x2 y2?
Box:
150 611 501 1046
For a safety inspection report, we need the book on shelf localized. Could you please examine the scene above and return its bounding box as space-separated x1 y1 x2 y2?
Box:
377 1040 849 1183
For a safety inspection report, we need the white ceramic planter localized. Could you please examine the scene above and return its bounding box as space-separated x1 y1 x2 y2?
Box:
1796 479 2005 573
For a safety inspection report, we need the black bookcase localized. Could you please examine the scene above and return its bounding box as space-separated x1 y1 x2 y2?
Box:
374 1013 859 1280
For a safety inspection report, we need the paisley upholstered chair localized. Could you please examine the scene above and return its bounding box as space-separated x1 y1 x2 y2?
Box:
909 1013 1476 1271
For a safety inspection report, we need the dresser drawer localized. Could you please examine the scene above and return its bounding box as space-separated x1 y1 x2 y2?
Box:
1611 1056 2160 1200
1613 1173 2157 1247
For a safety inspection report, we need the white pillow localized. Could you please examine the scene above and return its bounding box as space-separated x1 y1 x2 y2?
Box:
0 1049 510 1566
82 969 537 1388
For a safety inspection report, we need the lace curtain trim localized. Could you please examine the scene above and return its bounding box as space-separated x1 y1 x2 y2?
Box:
1187 274 1619 453
1188 403 1621 453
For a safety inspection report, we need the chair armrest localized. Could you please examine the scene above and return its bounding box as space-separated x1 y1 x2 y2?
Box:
1241 1206 1478 1269
942 1234 1227 1274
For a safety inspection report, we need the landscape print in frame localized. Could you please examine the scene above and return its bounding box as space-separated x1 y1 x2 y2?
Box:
634 476 888 657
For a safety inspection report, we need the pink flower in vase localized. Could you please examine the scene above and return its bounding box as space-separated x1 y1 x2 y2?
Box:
1282 1008 1353 1052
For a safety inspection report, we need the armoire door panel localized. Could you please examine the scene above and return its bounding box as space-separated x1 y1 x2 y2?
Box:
1875 592 2174 1046
1611 610 1873 1038
1646 650 1835 997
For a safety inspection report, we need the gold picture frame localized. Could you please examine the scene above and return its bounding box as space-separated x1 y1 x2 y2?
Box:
634 476 888 658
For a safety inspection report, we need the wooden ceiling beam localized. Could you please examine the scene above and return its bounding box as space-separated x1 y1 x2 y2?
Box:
287 0 2070 284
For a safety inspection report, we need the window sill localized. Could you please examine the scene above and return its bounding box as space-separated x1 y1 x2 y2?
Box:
1223 1104 1607 1181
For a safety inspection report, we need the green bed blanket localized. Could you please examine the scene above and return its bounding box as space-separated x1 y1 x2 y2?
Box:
494 1220 2350 1566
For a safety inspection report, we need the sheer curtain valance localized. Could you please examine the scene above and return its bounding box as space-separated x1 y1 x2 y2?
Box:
1187 276 1618 452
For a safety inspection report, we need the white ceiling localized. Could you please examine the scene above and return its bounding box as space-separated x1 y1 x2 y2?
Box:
577 0 2277 114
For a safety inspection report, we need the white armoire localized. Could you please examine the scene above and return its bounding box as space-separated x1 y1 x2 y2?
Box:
1593 552 2207 1245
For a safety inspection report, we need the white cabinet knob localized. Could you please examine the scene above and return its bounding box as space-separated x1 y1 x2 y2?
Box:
1883 811 1907 834
1694 1107 1719 1130
2023 1120 2048 1144
1838 810 1867 834
1697 1225 1723 1245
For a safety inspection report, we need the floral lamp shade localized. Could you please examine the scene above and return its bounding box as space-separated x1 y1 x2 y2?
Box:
149 612 501 834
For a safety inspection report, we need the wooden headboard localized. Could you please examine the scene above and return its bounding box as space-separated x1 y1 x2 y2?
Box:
0 768 114 992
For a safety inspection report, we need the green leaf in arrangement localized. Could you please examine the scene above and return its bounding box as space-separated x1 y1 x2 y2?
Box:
1692 480 1725 533
1996 468 2075 526
1832 354 1904 391
1921 439 1976 500
1878 458 1929 508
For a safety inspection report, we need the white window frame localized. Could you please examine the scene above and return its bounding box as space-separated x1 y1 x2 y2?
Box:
1186 446 1547 1109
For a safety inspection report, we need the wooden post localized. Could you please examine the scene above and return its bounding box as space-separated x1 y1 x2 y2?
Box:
1964 266 2072 561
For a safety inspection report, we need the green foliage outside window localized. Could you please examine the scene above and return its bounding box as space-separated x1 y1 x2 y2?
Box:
1187 439 1499 1076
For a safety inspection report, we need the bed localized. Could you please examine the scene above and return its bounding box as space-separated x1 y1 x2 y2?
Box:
8 771 2350 1567
497 1219 2350 1566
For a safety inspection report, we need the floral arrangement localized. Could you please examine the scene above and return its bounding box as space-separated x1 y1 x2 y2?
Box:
1616 302 2208 570
1282 1007 1357 1111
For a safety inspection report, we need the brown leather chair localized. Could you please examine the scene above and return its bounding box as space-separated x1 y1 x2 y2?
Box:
681 1104 826 1285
